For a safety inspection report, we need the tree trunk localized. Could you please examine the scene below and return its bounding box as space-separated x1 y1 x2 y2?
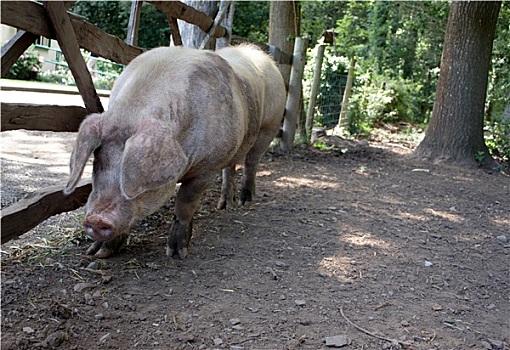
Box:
173 0 218 49
280 37 307 153
269 1 299 87
413 1 501 167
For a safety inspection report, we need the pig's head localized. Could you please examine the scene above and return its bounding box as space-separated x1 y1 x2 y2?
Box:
64 113 188 245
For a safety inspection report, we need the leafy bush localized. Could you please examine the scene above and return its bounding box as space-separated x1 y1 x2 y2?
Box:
37 68 117 90
5 47 43 81
37 68 76 86
347 69 425 137
484 121 510 167
303 44 348 127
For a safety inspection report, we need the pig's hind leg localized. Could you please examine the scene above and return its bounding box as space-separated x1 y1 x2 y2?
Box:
167 174 214 259
239 129 277 205
217 164 237 210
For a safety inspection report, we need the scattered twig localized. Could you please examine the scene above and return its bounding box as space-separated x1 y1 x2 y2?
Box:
198 293 215 301
172 314 179 329
198 256 226 268
374 302 392 311
80 267 105 275
340 305 413 348
230 333 261 345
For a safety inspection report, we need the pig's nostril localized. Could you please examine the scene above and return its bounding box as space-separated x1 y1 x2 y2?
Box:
83 218 114 241
99 226 112 237
83 223 94 236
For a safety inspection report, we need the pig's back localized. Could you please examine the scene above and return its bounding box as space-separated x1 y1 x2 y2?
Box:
106 46 248 169
216 45 286 129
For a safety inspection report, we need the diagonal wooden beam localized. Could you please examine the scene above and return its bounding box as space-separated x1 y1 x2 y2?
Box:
1 180 92 244
199 0 231 50
167 15 182 46
1 1 144 66
1 30 39 77
44 0 103 114
148 1 227 38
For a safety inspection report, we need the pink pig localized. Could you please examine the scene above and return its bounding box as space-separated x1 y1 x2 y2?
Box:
64 45 286 259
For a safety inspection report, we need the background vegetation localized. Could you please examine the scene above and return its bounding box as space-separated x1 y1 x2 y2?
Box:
5 0 509 164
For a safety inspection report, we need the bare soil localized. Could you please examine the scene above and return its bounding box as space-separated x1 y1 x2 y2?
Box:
1 130 509 350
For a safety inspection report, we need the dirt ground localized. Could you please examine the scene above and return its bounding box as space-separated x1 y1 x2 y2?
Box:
1 130 509 350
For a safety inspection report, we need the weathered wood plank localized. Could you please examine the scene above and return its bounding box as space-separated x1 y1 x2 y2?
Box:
1 30 39 77
148 1 227 38
1 180 92 244
167 15 182 46
44 0 103 114
1 103 88 132
1 1 143 65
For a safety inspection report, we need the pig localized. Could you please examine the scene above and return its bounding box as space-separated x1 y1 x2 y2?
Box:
64 45 286 259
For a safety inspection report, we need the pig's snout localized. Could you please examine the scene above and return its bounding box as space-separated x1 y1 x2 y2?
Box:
83 215 114 242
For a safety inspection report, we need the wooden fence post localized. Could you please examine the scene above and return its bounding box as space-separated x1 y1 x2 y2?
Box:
305 43 325 141
281 36 307 153
44 0 103 113
337 56 356 130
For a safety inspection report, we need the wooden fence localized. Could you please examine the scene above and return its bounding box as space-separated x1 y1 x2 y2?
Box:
0 0 299 244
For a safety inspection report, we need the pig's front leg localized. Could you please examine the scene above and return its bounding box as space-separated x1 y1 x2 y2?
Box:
85 234 128 258
166 174 213 259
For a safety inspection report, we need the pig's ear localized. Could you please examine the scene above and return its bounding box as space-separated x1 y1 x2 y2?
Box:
64 113 103 195
120 125 188 199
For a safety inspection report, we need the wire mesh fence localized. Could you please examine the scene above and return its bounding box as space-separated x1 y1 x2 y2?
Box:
303 46 349 129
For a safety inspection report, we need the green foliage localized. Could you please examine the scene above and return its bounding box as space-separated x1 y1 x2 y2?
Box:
37 68 75 86
95 59 124 76
303 0 448 137
484 121 510 166
301 1 348 46
233 1 269 43
138 2 170 48
71 1 130 40
303 45 347 127
475 150 486 167
348 70 426 136
71 1 169 48
5 47 43 81
334 1 372 58
37 67 117 90
314 140 335 151
486 2 510 123
35 51 122 90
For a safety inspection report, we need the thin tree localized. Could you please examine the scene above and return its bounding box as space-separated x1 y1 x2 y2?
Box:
413 1 501 167
173 0 218 49
269 1 299 86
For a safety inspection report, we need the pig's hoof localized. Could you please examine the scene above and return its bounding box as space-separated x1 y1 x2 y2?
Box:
217 198 236 210
86 236 127 258
166 217 192 259
239 188 253 206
